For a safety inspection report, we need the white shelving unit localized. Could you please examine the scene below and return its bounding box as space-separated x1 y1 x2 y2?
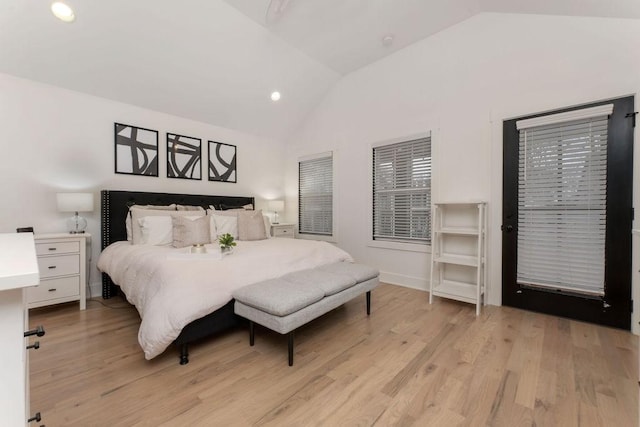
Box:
429 202 487 315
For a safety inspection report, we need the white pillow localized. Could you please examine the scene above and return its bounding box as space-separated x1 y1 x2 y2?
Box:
138 216 173 246
176 205 205 211
131 210 205 244
213 214 238 239
209 215 218 243
263 215 272 238
125 204 176 241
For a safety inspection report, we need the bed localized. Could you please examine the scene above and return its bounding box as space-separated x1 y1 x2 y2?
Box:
98 190 352 364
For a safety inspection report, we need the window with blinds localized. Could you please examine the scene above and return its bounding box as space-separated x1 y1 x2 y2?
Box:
516 104 613 296
298 153 333 236
373 134 431 244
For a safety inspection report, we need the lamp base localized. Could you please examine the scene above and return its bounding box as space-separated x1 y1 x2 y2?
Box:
66 213 88 234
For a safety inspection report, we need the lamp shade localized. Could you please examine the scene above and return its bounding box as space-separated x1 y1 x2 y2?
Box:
268 200 284 212
56 193 94 213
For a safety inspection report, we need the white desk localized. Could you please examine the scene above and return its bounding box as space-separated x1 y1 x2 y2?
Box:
0 233 40 426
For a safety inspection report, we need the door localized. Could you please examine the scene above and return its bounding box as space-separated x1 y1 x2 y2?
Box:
502 96 634 329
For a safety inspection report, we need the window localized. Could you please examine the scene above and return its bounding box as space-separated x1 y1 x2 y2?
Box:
299 152 333 236
373 134 431 244
516 104 612 295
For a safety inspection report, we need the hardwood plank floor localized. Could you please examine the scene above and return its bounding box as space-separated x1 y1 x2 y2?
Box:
28 284 638 426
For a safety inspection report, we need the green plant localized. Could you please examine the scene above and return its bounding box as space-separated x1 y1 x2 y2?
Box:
218 233 237 248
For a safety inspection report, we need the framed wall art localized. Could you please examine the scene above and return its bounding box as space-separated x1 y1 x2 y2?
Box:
114 123 158 176
208 141 237 183
167 133 202 180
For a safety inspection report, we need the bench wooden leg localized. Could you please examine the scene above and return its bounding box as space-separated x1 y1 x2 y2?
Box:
366 291 371 315
249 321 255 346
288 331 294 366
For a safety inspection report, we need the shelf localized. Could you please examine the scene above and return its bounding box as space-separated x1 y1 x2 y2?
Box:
434 253 478 267
430 202 487 315
435 227 479 236
431 280 483 304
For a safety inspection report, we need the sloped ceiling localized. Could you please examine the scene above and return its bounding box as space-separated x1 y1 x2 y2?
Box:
1 0 638 140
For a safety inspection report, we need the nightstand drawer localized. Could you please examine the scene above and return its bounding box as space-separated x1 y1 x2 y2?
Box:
27 276 80 303
273 227 294 237
37 254 80 278
36 241 80 256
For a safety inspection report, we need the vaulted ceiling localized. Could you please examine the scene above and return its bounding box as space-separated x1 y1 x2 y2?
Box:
1 0 638 140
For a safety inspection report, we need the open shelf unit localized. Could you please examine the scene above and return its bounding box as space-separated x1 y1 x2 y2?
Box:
429 202 487 315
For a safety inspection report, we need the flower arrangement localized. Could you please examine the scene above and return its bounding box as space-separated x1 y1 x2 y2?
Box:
218 233 236 253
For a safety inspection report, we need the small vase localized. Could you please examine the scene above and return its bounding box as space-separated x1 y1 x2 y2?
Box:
221 246 233 255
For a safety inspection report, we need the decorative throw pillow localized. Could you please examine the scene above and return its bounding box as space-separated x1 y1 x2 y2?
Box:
172 215 210 248
238 210 267 241
138 216 173 246
131 210 204 244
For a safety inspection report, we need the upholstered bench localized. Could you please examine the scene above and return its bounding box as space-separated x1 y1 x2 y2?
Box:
233 262 379 366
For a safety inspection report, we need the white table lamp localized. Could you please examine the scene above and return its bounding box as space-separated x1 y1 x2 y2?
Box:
268 200 285 224
57 192 94 234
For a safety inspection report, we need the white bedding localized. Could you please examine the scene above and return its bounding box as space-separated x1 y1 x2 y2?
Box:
97 238 353 359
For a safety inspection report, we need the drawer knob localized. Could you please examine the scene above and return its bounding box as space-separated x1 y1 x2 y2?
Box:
48 288 57 292
24 326 46 337
48 247 57 251
48 265 57 269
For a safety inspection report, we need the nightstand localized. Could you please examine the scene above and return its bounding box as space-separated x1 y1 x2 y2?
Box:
271 223 296 239
28 233 88 310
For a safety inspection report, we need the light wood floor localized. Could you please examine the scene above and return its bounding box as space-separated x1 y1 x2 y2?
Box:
29 284 637 426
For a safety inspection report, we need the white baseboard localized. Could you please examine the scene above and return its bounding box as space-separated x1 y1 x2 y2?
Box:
379 271 428 292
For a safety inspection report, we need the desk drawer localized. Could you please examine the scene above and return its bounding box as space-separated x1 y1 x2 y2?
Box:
37 254 80 278
36 241 80 256
27 276 80 303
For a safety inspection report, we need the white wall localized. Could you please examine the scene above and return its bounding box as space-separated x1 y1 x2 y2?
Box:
0 73 286 296
284 12 640 327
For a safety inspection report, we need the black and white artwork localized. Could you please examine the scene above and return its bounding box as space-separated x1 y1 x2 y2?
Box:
114 123 158 176
167 133 202 180
208 141 237 183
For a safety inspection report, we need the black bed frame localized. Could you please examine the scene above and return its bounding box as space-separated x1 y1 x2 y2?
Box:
100 190 255 365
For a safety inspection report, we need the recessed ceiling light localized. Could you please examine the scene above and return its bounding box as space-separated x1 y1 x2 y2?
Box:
51 2 75 23
271 91 281 102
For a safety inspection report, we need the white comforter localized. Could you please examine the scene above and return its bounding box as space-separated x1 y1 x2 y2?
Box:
97 238 353 359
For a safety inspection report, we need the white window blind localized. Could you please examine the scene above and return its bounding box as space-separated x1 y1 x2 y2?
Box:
516 105 612 296
373 135 431 244
299 153 333 235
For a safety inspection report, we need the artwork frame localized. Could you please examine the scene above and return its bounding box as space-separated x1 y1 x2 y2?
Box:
208 141 237 183
114 123 159 176
167 133 202 180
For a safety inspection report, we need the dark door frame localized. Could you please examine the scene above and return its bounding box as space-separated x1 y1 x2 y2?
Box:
502 96 634 330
